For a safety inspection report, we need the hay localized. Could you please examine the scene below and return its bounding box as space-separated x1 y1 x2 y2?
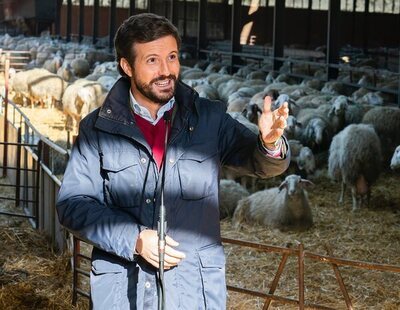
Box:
0 224 88 310
222 171 400 309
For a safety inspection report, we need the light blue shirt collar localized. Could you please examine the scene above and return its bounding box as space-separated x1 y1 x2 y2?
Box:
129 90 175 125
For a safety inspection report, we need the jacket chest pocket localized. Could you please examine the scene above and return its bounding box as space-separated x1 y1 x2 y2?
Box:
101 151 143 208
177 147 219 201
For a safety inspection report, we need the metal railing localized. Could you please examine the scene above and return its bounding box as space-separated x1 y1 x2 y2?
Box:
0 97 70 251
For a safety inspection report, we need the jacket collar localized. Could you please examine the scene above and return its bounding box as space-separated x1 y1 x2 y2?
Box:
97 77 198 128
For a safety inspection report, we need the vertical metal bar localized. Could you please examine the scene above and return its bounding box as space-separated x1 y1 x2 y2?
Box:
79 0 85 43
34 141 42 229
263 252 290 310
129 0 135 16
272 0 285 72
109 0 117 49
23 122 29 209
2 56 10 177
72 236 80 306
15 127 22 208
325 245 354 310
327 0 340 79
66 0 72 42
197 0 207 60
231 0 242 73
298 243 305 310
93 0 99 45
398 50 400 107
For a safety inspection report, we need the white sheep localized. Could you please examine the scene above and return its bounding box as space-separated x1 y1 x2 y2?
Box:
328 124 382 211
232 174 314 231
390 146 400 170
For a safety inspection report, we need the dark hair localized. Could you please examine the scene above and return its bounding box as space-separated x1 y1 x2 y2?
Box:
114 13 181 77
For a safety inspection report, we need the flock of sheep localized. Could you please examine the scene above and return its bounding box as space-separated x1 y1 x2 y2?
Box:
1 33 116 132
1 33 399 233
178 56 399 231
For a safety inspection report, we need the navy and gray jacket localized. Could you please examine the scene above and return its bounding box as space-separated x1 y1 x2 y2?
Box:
56 77 290 309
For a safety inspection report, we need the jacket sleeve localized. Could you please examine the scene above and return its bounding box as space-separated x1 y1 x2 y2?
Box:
219 112 291 178
56 122 140 261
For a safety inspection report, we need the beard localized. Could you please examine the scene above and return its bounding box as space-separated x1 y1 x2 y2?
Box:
132 73 177 105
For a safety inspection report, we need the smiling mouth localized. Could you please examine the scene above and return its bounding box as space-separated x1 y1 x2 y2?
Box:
154 79 171 87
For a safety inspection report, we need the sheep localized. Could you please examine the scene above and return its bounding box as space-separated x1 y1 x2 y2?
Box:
328 124 382 211
62 80 107 132
227 97 250 113
227 112 259 135
299 116 333 152
194 84 219 100
219 179 250 219
232 174 314 231
27 70 68 108
284 115 302 140
390 146 400 170
321 81 346 95
362 106 400 162
288 140 316 177
70 58 90 78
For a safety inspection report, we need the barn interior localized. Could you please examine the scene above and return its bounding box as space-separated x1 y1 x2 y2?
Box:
0 0 399 309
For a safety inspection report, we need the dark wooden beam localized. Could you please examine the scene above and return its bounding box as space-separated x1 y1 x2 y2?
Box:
92 0 99 45
79 0 84 43
109 0 117 49
230 0 242 72
197 0 207 59
171 0 179 27
66 0 72 42
362 0 370 54
272 0 284 71
327 0 340 79
54 0 62 37
129 0 135 16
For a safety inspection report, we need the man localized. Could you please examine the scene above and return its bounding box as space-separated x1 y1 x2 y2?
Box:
57 13 290 309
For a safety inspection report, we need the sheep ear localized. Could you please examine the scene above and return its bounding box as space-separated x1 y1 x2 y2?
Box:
289 98 298 107
328 106 334 118
278 181 288 191
300 179 314 187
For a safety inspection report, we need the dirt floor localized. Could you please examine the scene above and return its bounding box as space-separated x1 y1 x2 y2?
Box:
1 105 399 309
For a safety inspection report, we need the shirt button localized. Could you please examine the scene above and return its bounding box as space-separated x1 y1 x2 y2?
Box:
106 109 111 114
145 198 152 204
140 158 147 164
169 158 174 164
189 126 194 131
145 281 151 289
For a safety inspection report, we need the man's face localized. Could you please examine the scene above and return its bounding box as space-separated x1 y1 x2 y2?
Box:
123 35 180 107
